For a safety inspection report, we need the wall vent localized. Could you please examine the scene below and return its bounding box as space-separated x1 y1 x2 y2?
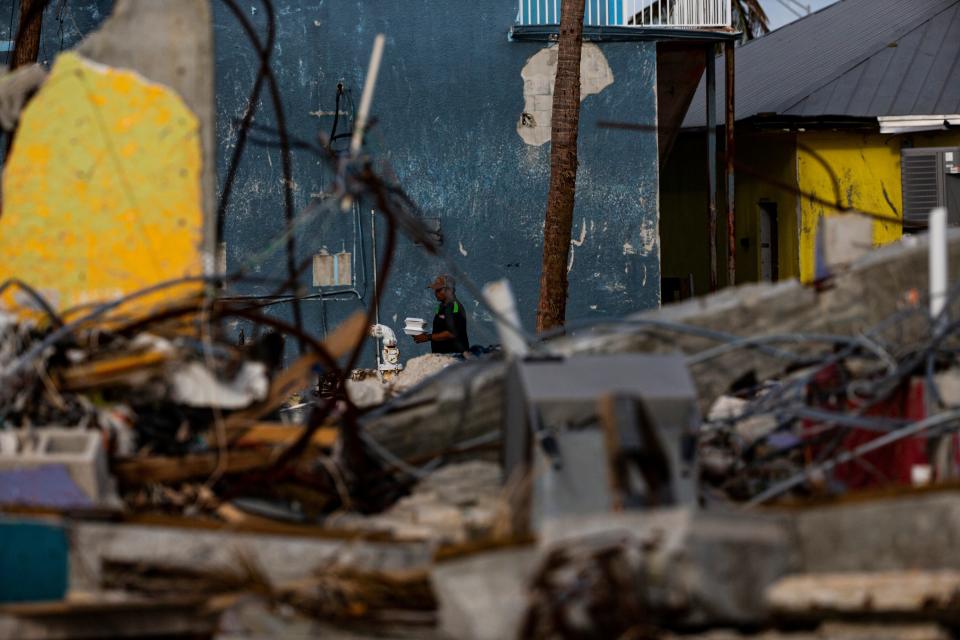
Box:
902 147 959 227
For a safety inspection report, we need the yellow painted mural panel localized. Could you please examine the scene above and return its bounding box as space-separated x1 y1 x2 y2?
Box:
0 52 203 323
796 132 903 283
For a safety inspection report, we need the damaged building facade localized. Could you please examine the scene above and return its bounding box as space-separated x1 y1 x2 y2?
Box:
0 0 736 361
15 2 960 639
661 0 960 292
214 0 667 355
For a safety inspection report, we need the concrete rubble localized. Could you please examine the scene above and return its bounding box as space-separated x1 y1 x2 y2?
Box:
5 1 960 639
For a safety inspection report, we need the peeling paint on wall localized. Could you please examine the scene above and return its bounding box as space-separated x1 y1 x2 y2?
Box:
517 43 614 147
567 218 588 273
637 218 658 255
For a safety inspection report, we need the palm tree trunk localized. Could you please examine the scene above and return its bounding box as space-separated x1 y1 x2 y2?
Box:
535 0 586 334
12 0 43 69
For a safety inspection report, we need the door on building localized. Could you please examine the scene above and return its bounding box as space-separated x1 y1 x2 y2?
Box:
758 201 779 282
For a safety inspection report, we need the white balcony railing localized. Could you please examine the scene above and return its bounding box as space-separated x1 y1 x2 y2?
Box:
516 0 732 29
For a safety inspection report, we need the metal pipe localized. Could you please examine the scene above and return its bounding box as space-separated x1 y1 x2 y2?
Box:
930 207 949 329
706 44 718 292
483 279 529 358
725 40 736 287
371 207 380 367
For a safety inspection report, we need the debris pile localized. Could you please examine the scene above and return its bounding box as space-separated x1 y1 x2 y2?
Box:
0 304 408 521
6 0 960 637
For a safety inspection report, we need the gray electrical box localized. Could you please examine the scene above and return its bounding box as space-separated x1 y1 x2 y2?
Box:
502 354 701 528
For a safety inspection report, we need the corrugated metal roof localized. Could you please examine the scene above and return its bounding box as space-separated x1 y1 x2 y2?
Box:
683 0 960 128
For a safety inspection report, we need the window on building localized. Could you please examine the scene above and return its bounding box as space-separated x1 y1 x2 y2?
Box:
901 147 960 229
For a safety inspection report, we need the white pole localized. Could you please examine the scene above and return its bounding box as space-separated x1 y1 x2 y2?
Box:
351 33 386 157
482 280 529 359
930 207 949 327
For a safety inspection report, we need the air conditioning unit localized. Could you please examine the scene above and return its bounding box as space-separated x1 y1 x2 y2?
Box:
901 147 960 228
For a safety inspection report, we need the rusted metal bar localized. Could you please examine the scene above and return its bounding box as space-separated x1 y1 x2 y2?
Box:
706 45 718 292
725 40 736 287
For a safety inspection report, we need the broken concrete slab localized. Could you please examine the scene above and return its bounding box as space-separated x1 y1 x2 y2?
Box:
0 52 205 320
361 360 505 463
431 547 538 640
767 571 960 618
76 0 215 249
68 521 432 593
556 231 960 409
539 507 798 627
815 213 875 278
789 492 960 574
0 64 46 131
330 461 506 545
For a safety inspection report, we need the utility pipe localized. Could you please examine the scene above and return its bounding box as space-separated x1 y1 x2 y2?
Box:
930 207 948 329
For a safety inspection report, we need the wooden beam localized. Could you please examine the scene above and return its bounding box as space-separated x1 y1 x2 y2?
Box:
113 449 275 486
231 422 338 449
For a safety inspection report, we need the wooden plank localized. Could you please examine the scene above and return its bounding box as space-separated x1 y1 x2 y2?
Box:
57 349 170 391
113 449 275 486
231 422 338 449
597 394 626 512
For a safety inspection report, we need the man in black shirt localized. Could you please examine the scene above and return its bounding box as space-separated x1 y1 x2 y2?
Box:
414 274 470 354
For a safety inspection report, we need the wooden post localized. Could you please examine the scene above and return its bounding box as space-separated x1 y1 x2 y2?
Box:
706 45 718 292
725 40 736 287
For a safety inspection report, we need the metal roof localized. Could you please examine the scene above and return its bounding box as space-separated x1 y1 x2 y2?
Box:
683 0 960 128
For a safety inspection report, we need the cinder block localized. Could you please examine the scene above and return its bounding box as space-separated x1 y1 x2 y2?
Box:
815 213 874 276
0 429 115 503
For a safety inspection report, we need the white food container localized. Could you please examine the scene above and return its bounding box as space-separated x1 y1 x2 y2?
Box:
403 317 427 336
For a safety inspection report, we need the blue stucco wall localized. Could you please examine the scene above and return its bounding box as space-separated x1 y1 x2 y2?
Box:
10 0 661 366
215 1 661 363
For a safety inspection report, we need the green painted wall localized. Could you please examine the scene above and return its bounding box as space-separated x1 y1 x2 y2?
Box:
735 131 800 283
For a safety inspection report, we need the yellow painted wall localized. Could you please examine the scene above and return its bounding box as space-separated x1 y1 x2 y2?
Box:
796 131 903 283
0 52 204 323
665 128 960 291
